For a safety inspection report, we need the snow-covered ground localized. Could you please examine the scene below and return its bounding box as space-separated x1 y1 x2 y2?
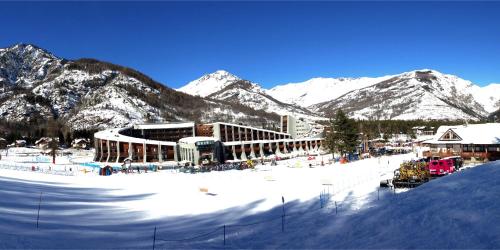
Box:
0 152 498 249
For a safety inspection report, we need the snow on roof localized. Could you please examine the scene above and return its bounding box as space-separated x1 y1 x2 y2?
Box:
94 128 176 146
412 126 426 129
179 136 216 144
426 123 500 144
72 138 89 144
133 122 195 130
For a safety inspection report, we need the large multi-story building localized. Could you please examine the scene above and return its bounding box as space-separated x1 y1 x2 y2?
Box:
94 121 325 165
280 115 324 139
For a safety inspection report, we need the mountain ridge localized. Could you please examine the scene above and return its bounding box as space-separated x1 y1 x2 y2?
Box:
0 44 281 131
179 68 498 121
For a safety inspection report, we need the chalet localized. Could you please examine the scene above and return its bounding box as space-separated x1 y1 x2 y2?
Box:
15 140 26 147
412 126 434 137
35 137 59 150
72 138 90 149
423 123 500 161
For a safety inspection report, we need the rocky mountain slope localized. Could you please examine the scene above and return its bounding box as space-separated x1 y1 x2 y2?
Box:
177 70 240 97
470 83 500 113
311 70 490 120
205 79 318 118
180 69 497 121
0 44 280 131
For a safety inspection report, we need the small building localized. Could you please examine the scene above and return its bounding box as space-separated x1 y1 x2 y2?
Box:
15 140 26 147
0 138 7 149
423 123 500 161
35 137 59 150
72 138 90 149
178 137 217 165
412 126 434 137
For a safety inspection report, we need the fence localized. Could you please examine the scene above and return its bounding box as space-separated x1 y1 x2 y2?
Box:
152 161 478 248
0 161 81 176
150 186 400 249
151 165 400 249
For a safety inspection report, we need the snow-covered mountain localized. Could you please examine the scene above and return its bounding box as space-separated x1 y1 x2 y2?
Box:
470 83 500 113
312 70 489 120
3 44 497 127
177 70 241 97
266 75 392 107
206 79 318 118
181 69 497 121
0 44 280 130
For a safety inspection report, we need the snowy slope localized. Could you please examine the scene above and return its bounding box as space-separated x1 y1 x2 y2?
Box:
207 79 320 119
1 153 499 248
313 70 489 120
0 44 63 89
266 75 392 107
177 70 241 97
181 69 497 121
470 83 500 113
0 44 281 130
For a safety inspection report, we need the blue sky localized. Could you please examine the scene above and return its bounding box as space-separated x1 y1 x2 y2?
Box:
1 1 499 88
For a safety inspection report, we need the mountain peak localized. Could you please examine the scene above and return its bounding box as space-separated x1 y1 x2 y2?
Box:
2 43 53 56
177 70 241 97
200 70 240 81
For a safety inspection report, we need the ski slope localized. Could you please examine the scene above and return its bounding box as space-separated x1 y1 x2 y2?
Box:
0 154 498 249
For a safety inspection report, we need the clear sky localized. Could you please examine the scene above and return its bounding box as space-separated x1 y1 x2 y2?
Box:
1 1 499 88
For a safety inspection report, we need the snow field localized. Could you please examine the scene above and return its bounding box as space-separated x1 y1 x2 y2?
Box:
2 153 497 248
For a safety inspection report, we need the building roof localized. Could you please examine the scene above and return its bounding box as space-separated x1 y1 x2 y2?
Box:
35 137 59 145
425 123 500 145
94 128 177 146
72 138 89 144
133 122 195 130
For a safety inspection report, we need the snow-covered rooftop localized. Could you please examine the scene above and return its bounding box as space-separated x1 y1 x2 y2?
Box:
133 122 195 130
426 123 500 144
94 128 176 146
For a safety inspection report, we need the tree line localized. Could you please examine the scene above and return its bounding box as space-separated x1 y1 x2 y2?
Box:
324 109 485 157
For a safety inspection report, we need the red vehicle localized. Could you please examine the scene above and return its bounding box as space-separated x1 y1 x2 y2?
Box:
428 159 455 176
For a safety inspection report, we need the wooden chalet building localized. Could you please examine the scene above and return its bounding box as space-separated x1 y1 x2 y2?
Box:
423 123 500 161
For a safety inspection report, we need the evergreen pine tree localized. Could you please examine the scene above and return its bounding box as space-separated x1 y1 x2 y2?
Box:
326 109 359 158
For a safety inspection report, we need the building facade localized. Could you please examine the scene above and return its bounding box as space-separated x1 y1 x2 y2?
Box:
94 121 325 165
423 123 500 161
